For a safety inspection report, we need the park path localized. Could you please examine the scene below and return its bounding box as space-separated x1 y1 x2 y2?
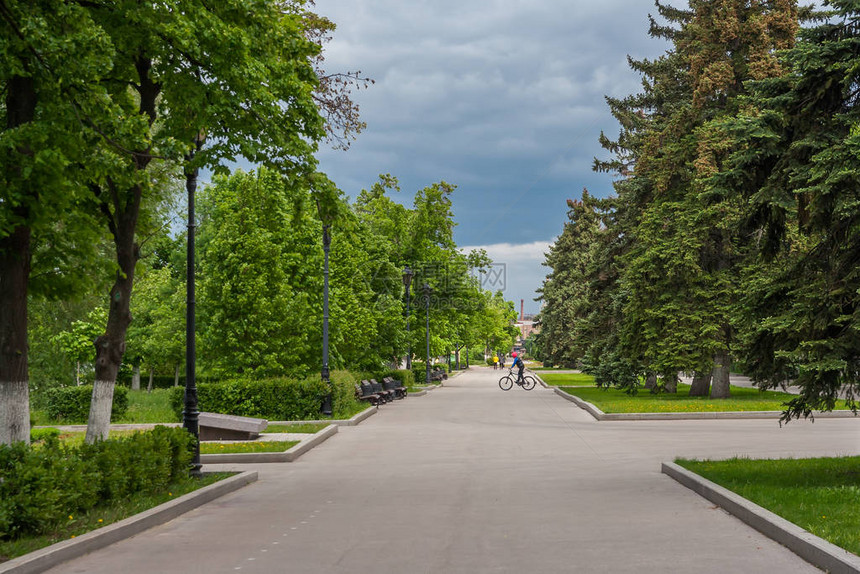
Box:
48 368 859 573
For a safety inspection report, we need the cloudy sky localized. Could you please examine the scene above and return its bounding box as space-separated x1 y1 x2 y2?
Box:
314 0 678 314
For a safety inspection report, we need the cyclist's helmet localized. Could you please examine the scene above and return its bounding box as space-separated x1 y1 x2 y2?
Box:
512 352 517 357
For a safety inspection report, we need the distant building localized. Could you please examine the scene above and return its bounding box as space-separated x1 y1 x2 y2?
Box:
516 320 539 342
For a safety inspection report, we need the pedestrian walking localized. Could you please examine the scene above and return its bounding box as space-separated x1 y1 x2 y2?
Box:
493 354 499 370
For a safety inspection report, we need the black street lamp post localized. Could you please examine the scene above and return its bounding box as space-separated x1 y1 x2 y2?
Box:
423 283 432 384
402 266 414 370
183 136 203 477
321 224 333 416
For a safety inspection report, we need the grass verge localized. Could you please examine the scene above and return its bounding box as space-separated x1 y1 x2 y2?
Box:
538 372 596 386
31 388 178 426
265 423 329 434
199 441 299 454
0 472 233 563
676 457 860 557
559 383 851 413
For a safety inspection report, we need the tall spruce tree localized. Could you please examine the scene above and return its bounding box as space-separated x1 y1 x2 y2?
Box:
710 0 858 419
598 0 801 396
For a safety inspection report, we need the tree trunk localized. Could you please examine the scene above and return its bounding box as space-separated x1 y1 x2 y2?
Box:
0 76 36 446
147 367 154 393
644 373 657 392
0 223 31 448
664 372 678 394
710 352 732 399
689 371 712 396
174 364 180 387
86 199 140 443
132 364 141 390
75 361 81 385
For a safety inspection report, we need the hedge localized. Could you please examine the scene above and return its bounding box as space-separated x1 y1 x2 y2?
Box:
0 426 193 540
411 362 447 384
169 370 364 421
43 385 129 423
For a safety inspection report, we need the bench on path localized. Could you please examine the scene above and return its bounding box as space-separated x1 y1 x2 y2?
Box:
355 383 383 406
382 376 407 399
430 367 448 382
198 412 267 441
368 379 396 402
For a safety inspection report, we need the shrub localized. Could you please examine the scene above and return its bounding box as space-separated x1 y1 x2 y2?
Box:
43 385 129 423
29 427 60 442
411 362 427 384
169 371 364 421
0 426 193 540
543 360 553 368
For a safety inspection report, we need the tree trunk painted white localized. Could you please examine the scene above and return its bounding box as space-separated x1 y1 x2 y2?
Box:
0 381 30 445
75 361 81 386
147 367 154 393
174 364 180 387
131 365 140 390
710 352 732 399
85 379 115 443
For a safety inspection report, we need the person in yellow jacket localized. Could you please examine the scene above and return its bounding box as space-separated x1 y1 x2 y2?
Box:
492 354 499 370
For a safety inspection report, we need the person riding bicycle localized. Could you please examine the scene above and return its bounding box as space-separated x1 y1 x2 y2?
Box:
510 352 525 384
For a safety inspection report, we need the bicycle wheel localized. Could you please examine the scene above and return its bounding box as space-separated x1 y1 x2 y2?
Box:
499 376 514 391
522 376 536 391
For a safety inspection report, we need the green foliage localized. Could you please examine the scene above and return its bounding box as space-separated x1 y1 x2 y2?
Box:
29 427 60 442
169 371 363 421
43 386 128 423
0 427 193 540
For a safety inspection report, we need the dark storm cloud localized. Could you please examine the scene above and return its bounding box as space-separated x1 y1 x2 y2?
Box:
314 0 679 312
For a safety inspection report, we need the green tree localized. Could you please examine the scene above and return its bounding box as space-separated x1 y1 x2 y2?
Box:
594 0 802 396
50 308 108 387
198 169 323 378
536 192 604 368
0 0 114 444
76 0 327 442
710 0 859 419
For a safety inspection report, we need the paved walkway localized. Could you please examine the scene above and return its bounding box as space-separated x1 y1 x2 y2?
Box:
48 368 859 574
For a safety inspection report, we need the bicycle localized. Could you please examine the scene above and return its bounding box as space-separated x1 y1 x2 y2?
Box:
498 368 536 391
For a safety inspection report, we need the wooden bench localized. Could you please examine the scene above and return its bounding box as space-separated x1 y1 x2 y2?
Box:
198 412 268 441
382 376 407 399
355 383 382 406
363 379 392 403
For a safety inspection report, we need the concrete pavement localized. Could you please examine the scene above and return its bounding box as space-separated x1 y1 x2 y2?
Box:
45 367 859 573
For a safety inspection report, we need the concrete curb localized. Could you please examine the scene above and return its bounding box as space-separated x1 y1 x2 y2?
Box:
0 471 258 574
409 382 445 397
200 424 338 464
662 462 860 574
552 387 858 421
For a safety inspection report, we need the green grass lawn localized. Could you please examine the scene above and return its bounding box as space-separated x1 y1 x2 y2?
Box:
31 388 178 426
199 441 299 454
265 423 329 434
559 383 851 413
538 372 596 386
0 472 232 563
676 457 860 556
